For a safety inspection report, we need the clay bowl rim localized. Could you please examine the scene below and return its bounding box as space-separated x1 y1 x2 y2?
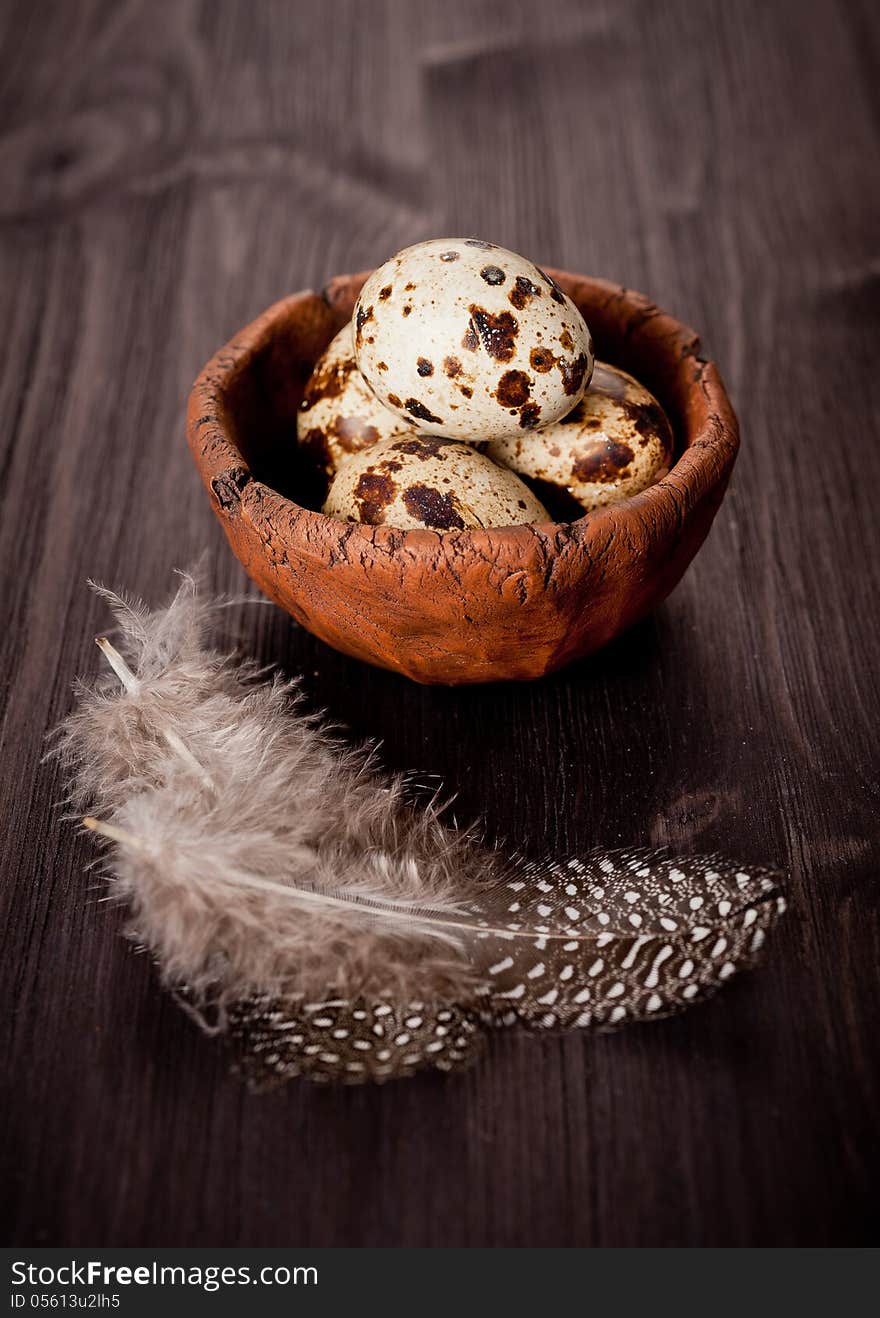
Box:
187 269 738 559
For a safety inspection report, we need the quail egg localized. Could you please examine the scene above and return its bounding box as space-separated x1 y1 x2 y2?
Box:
297 322 414 480
322 435 550 531
485 361 674 515
353 239 594 443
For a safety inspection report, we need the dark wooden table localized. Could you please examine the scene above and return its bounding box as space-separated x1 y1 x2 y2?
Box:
2 0 877 1248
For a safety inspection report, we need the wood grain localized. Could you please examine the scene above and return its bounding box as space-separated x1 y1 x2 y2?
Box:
1 0 877 1246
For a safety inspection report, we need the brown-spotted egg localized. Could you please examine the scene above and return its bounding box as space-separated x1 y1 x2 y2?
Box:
353 239 594 443
297 322 414 481
485 361 674 515
322 435 550 531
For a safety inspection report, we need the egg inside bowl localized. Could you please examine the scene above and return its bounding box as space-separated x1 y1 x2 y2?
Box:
187 269 738 684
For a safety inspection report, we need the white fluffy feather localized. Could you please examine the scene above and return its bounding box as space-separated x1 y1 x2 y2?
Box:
56 572 498 1005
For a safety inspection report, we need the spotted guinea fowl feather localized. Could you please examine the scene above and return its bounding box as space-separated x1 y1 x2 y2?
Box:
57 571 786 1086
225 996 486 1086
218 848 784 1085
464 850 784 1029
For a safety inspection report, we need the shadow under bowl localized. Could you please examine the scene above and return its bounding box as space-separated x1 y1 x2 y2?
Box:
187 270 738 684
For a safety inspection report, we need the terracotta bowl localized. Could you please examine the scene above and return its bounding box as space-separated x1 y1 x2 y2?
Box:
187 270 738 685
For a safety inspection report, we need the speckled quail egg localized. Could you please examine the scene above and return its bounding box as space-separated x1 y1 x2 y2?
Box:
484 361 674 516
322 435 550 531
297 321 414 480
353 239 594 443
